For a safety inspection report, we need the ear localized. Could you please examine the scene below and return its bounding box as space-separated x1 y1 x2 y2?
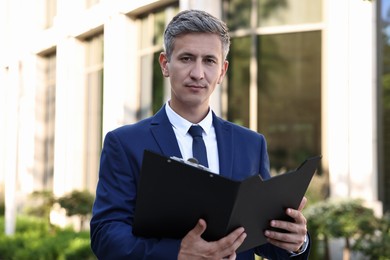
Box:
217 60 229 84
159 52 170 77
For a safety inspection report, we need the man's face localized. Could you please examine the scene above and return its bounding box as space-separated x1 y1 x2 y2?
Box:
159 33 228 112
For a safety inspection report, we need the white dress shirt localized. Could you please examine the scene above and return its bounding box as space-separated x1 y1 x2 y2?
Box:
165 102 220 174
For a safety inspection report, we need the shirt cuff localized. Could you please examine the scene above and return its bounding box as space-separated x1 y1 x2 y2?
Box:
289 234 309 257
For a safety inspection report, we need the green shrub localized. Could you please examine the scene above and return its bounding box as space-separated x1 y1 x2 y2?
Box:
0 234 25 260
305 199 381 260
353 212 390 259
0 194 4 216
57 190 94 231
64 236 96 260
25 190 56 223
15 215 50 234
0 216 96 260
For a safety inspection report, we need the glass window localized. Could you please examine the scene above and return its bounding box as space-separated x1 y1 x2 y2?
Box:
258 0 322 27
381 0 390 211
224 0 252 30
152 51 165 114
153 10 166 47
224 0 322 173
138 6 179 119
257 31 321 170
35 53 56 189
140 54 153 118
227 37 251 126
224 0 322 29
85 34 104 191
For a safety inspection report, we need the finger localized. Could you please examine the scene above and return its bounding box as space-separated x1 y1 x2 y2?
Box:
265 227 305 252
270 215 307 234
230 229 246 251
297 196 307 211
265 220 306 251
219 227 245 247
265 226 304 242
227 252 237 260
269 219 299 234
191 219 207 237
266 236 302 252
221 233 246 259
217 228 246 256
286 208 307 225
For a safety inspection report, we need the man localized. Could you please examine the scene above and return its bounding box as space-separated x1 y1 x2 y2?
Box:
90 9 310 259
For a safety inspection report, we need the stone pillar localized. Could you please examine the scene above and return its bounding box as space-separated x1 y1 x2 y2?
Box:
103 14 139 136
323 0 381 214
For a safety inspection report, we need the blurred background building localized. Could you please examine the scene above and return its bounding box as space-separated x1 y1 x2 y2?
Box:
0 0 389 231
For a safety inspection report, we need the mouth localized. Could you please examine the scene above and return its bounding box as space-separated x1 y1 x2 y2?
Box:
186 84 206 90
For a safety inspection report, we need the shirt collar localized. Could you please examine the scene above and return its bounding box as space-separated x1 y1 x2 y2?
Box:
165 101 213 136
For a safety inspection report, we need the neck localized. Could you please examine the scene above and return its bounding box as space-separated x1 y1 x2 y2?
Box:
168 100 209 124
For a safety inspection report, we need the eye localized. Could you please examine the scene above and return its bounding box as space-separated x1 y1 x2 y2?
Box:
180 56 192 62
205 58 217 65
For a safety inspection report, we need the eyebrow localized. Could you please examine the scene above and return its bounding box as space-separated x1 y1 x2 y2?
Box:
177 52 195 57
204 54 218 60
178 52 219 61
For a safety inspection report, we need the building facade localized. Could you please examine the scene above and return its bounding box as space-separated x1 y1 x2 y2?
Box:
0 0 389 229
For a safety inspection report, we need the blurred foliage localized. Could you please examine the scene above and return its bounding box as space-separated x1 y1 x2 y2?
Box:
57 190 94 217
0 215 95 260
25 190 56 224
57 190 95 230
258 0 287 19
304 173 329 204
353 212 390 259
22 189 94 231
304 199 386 259
0 193 4 216
384 73 390 110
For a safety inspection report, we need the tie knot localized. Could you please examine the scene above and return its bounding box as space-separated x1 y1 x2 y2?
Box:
188 125 203 138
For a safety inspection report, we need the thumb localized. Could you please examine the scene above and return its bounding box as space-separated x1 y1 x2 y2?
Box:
298 196 307 211
227 252 237 260
191 219 207 237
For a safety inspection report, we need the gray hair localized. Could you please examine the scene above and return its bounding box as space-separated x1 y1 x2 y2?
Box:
163 9 230 61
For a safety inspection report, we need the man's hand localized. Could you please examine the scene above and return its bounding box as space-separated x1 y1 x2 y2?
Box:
178 219 247 260
264 197 308 252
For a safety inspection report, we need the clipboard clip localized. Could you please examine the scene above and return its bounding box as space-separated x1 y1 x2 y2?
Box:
169 156 212 172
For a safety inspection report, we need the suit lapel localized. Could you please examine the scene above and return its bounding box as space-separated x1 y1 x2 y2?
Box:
213 113 234 179
150 106 182 158
150 108 235 178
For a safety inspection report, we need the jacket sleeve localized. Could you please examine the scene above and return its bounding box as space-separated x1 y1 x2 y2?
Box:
255 235 311 259
90 131 181 260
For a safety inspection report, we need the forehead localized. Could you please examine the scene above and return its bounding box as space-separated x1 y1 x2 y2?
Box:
172 33 223 58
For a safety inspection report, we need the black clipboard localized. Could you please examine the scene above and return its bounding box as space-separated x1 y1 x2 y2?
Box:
133 150 321 252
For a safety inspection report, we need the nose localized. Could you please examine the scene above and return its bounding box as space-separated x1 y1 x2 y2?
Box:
189 60 204 80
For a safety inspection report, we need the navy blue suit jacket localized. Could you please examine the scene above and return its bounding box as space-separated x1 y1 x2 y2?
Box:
90 106 310 259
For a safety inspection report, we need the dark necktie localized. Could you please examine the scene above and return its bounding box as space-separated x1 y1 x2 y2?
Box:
188 125 209 167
